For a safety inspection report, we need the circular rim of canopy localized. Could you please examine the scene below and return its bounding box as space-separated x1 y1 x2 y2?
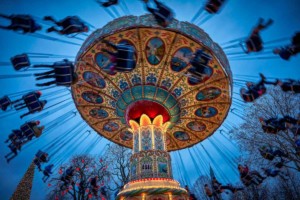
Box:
72 14 232 151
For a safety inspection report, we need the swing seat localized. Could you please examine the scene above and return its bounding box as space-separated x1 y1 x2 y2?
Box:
27 100 44 112
205 0 224 14
61 17 87 35
10 15 40 33
20 123 35 139
10 54 31 71
101 0 118 7
191 50 212 67
36 150 49 162
0 95 11 111
187 65 211 81
115 45 136 72
154 4 173 27
244 34 263 53
55 65 73 86
23 92 40 105
240 88 263 102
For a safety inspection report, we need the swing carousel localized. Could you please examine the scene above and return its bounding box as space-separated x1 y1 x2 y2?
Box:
72 14 232 199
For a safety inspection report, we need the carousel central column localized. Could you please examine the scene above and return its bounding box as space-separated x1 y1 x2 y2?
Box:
117 114 188 200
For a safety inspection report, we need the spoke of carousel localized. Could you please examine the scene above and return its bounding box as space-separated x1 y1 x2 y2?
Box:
220 37 247 46
42 122 84 154
208 138 239 175
46 123 87 156
120 0 130 15
190 2 206 24
0 62 12 67
191 147 210 177
48 124 88 159
0 74 33 79
83 136 104 154
22 111 78 150
215 131 239 154
78 133 100 155
230 55 280 61
40 124 86 168
230 109 247 121
1 97 72 120
218 130 238 147
95 0 117 19
176 151 192 187
187 148 202 178
171 152 187 187
4 88 61 110
55 131 94 164
198 144 231 183
42 125 88 169
23 98 73 122
197 14 213 26
27 105 75 125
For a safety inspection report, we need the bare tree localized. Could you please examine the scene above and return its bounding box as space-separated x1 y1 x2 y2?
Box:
103 143 131 195
230 87 300 170
228 87 300 200
47 155 110 200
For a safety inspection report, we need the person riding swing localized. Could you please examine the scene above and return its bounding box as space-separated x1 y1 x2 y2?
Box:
101 40 136 73
33 59 78 87
241 18 273 54
44 16 88 35
34 150 49 171
187 49 212 81
0 14 42 34
273 32 300 60
10 91 47 118
144 0 174 27
277 79 300 94
240 74 278 102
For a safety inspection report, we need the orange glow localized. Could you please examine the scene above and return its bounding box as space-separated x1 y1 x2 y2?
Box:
140 114 151 126
153 115 163 126
129 120 140 131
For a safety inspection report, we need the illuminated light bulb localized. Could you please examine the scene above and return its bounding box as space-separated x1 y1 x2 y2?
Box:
140 114 151 126
153 115 163 126
162 122 171 132
129 120 139 131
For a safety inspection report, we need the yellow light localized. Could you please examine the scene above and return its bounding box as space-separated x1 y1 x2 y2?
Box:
163 122 171 132
129 120 140 131
153 115 163 126
140 114 151 126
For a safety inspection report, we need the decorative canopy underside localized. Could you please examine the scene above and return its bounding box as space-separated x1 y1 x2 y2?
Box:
71 15 232 151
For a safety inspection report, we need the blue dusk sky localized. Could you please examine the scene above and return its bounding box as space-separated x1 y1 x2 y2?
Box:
0 0 299 199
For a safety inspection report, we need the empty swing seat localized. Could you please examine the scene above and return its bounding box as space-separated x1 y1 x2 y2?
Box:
23 92 40 105
54 64 73 86
10 54 30 71
0 95 11 111
27 100 44 112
